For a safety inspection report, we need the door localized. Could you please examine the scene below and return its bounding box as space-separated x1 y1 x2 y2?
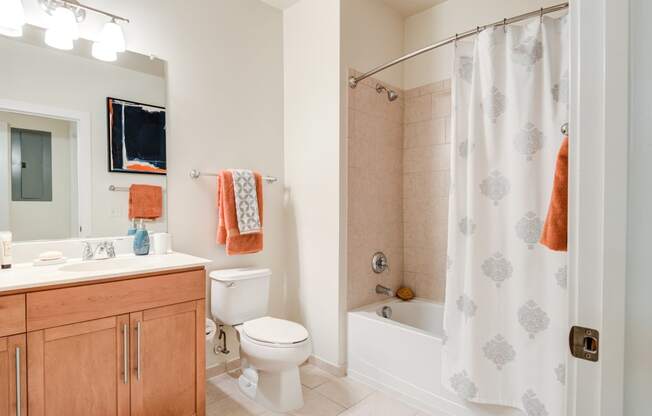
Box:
0 335 26 416
130 300 205 416
27 315 130 416
569 1 628 415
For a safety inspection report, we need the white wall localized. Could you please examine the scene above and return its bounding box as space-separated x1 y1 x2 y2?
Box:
403 0 562 89
0 122 9 231
284 0 343 367
0 112 73 241
22 0 286 370
625 0 651 413
342 0 405 88
0 37 167 238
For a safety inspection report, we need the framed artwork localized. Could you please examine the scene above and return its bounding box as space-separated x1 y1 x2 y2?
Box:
107 97 166 175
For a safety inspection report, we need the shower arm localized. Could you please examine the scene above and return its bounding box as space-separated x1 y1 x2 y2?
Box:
349 2 569 88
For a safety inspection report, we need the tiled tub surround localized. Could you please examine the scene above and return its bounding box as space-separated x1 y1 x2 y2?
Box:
403 81 451 302
347 72 405 310
347 75 451 307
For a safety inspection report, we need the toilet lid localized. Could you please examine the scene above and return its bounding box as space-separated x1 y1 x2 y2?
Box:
243 317 309 345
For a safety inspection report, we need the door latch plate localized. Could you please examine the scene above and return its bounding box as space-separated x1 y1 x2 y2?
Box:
569 326 599 362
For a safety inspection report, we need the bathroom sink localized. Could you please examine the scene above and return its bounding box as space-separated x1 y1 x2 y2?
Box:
58 256 157 273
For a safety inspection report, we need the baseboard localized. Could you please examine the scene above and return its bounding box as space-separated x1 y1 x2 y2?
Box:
308 355 347 377
205 358 241 380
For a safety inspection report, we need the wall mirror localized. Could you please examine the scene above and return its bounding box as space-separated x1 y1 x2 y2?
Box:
0 24 167 242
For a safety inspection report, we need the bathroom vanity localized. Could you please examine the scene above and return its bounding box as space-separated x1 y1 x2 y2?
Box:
0 252 209 416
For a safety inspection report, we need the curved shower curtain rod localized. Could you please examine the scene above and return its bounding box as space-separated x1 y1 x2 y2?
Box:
348 2 569 88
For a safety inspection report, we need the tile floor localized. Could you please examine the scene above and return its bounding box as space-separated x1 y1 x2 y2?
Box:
206 364 431 416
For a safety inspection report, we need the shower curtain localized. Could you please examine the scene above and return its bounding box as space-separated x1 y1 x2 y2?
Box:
443 15 568 416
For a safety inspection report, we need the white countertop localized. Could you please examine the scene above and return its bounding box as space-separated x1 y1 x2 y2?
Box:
0 252 211 293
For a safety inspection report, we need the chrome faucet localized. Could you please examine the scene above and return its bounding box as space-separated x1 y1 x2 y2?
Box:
82 241 116 261
376 284 395 297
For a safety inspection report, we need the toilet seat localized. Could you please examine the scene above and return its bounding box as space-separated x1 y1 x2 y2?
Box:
242 317 309 347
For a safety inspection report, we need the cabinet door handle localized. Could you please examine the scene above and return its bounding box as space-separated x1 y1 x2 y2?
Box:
136 321 142 380
123 324 129 385
15 347 20 416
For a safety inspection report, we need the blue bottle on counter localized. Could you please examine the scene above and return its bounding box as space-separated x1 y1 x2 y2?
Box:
127 219 137 236
133 219 150 256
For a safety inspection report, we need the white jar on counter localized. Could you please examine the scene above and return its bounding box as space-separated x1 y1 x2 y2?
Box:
0 231 12 269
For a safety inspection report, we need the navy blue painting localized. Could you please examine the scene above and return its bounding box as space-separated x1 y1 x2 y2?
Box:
107 97 166 175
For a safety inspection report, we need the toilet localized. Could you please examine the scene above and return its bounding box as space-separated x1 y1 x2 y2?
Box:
210 268 311 413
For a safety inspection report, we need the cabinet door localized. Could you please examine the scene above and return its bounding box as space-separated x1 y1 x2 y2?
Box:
0 335 26 416
27 315 130 416
130 300 205 416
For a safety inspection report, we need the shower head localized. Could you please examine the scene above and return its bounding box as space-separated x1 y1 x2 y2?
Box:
376 83 399 102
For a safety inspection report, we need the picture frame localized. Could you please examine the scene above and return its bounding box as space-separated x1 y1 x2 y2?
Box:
107 97 166 175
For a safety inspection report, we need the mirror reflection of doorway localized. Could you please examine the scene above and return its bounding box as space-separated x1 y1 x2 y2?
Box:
0 112 76 241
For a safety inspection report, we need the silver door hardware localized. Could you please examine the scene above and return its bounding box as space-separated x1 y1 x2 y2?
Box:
122 324 129 384
569 326 599 362
16 347 21 416
136 321 142 380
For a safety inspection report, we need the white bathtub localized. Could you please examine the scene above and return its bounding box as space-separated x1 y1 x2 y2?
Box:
348 299 520 416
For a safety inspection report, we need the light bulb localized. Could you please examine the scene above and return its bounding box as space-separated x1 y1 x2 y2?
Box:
92 41 117 62
99 20 125 53
0 0 26 38
44 7 79 50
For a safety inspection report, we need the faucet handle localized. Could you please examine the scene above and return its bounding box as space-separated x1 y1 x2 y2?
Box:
371 252 389 273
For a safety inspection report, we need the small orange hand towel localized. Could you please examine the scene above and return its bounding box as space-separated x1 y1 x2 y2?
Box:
217 171 264 255
129 184 163 220
540 136 569 251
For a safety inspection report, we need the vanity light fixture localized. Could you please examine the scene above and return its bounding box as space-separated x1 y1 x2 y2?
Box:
38 0 129 60
44 6 79 50
98 19 125 52
91 40 116 61
0 0 26 38
91 19 125 61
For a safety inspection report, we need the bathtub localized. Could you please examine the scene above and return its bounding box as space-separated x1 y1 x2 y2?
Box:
348 299 517 416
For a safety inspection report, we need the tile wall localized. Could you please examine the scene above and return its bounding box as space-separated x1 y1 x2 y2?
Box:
347 73 451 308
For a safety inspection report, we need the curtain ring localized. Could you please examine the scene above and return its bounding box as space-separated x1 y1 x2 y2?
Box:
503 18 507 33
454 33 458 46
540 7 544 23
476 26 480 36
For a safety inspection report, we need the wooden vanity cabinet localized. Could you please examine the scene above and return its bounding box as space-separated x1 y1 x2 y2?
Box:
130 301 204 416
26 315 131 416
0 335 27 416
0 266 206 416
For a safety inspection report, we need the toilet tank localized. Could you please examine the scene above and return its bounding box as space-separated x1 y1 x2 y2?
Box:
210 268 271 325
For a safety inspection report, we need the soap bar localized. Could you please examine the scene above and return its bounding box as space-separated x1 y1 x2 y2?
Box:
39 251 63 261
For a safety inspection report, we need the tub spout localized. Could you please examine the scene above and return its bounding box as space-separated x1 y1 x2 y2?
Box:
376 284 394 297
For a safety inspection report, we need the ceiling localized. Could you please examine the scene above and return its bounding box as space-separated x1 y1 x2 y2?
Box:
379 0 448 17
261 0 447 16
259 0 301 10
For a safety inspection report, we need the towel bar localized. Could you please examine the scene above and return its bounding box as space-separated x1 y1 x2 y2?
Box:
189 169 278 184
108 185 167 192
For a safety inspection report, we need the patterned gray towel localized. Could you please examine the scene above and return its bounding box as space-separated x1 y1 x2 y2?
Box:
230 169 262 234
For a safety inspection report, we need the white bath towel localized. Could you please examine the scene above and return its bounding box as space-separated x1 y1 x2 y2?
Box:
230 169 262 234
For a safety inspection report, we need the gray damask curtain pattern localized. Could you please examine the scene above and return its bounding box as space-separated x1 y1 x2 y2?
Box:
442 15 569 416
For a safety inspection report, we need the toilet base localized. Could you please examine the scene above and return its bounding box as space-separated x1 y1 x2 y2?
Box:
239 366 304 413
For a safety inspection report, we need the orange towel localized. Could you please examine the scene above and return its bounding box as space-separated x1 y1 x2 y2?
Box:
540 136 568 251
129 184 163 220
217 171 264 255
